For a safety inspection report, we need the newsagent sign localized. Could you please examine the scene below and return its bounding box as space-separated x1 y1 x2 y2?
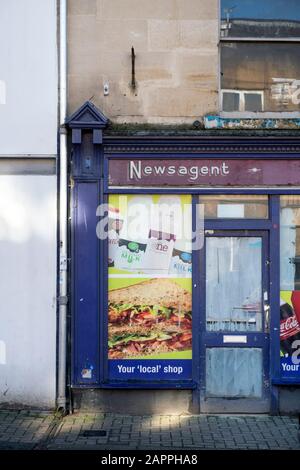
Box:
108 158 300 187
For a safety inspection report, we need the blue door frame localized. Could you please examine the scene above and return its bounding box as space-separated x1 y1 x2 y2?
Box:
198 229 270 413
190 195 282 413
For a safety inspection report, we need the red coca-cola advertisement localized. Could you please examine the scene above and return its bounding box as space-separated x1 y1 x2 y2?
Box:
280 291 300 377
291 291 300 326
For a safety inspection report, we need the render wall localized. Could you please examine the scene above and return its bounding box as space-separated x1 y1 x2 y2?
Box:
0 0 58 408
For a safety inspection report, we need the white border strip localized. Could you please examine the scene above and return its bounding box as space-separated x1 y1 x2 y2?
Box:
109 274 191 279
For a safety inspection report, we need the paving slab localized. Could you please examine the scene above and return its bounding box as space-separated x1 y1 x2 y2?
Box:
0 410 299 450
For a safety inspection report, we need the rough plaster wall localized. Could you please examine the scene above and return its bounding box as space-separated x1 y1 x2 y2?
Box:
0 176 57 408
68 0 219 123
0 0 57 155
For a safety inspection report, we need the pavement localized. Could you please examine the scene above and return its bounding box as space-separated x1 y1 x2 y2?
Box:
0 410 299 450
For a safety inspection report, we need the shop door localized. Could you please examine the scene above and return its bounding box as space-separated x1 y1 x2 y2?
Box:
200 230 270 413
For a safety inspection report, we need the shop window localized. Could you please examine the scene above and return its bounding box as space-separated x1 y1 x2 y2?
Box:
107 195 193 381
280 196 300 361
220 1 300 113
199 195 268 219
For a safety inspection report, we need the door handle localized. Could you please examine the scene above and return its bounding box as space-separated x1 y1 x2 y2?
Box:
264 304 270 332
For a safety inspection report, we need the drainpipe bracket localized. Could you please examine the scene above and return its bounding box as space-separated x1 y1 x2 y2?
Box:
60 255 67 270
58 295 68 305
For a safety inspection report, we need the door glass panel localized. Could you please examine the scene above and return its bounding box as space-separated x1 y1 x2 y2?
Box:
206 237 262 331
206 348 263 398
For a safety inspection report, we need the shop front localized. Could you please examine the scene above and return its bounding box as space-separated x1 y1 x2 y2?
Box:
68 102 300 414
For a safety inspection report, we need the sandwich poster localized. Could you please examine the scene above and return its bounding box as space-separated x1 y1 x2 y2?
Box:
107 195 193 381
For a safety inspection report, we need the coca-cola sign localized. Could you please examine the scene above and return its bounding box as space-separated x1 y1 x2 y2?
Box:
280 315 300 341
108 158 300 187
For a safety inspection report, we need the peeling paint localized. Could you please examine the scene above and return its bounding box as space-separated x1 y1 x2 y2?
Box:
205 115 300 130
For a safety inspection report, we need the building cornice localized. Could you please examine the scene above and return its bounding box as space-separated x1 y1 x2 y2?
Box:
103 137 300 155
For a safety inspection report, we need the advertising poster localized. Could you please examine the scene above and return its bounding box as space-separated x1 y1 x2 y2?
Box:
280 198 300 381
280 291 300 378
107 194 192 381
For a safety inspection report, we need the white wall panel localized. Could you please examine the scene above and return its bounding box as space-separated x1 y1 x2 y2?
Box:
0 175 57 408
0 0 57 155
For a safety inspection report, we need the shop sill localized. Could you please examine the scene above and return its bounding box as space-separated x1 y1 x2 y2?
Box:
71 381 197 390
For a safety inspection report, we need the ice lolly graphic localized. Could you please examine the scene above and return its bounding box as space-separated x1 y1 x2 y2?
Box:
169 239 192 277
143 229 176 274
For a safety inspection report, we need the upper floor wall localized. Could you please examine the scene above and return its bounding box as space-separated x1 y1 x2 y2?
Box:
0 0 58 155
68 0 219 124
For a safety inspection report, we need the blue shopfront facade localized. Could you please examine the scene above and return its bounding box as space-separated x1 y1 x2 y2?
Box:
67 102 300 414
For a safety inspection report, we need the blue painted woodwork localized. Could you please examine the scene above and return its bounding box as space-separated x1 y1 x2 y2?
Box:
68 101 300 396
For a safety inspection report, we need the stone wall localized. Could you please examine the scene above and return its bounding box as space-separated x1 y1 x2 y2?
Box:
68 0 219 123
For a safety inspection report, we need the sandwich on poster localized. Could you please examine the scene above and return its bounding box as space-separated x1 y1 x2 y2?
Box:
108 278 192 359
